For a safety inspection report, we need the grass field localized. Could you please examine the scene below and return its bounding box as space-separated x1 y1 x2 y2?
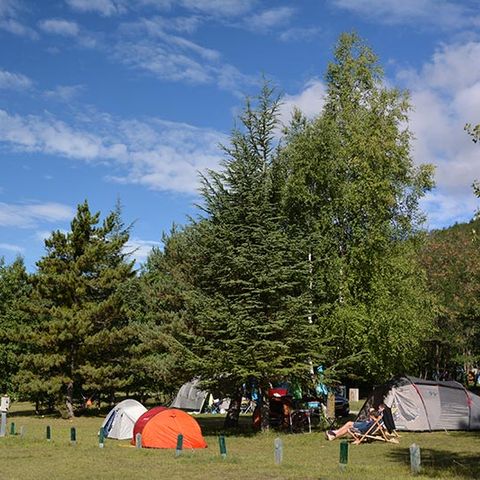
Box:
0 402 479 480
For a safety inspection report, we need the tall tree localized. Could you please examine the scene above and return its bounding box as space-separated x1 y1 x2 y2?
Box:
0 257 31 394
280 32 434 382
178 84 325 427
16 201 135 416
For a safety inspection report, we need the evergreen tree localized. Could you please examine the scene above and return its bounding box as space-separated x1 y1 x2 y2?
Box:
181 84 325 426
0 257 31 394
15 201 135 416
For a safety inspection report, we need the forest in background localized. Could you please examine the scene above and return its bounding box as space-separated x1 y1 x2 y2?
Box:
0 33 478 422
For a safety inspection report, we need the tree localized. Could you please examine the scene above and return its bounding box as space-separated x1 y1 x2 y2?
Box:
0 257 31 394
15 201 135 416
419 219 480 379
119 228 202 403
280 32 434 382
168 84 326 427
465 123 480 143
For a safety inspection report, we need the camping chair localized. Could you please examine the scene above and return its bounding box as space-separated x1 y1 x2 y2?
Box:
349 409 399 445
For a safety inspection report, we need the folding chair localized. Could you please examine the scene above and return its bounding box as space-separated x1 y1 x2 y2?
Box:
348 410 399 445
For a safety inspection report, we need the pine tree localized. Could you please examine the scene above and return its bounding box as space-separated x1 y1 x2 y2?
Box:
0 257 31 394
178 84 326 427
15 201 135 416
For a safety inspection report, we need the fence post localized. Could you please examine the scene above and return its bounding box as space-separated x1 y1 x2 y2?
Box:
70 427 77 446
0 412 6 437
99 427 105 448
175 434 183 457
46 425 51 442
339 440 349 470
274 437 283 465
9 422 15 435
409 443 421 475
218 435 227 459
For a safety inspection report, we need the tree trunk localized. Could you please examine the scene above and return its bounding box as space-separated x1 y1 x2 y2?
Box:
65 381 75 418
223 388 243 429
260 397 270 431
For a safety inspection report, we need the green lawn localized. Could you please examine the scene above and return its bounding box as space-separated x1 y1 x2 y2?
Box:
0 403 479 480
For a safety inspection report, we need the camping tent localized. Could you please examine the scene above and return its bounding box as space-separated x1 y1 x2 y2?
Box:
170 380 210 413
101 399 147 440
139 408 207 449
131 406 167 445
359 376 480 431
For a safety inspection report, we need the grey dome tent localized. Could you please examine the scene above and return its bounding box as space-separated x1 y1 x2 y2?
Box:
359 376 480 431
170 380 211 413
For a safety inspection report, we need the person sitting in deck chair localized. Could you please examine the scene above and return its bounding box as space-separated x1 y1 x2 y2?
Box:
325 406 382 441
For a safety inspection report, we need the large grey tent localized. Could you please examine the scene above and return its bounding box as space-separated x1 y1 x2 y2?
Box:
170 380 211 413
359 376 480 431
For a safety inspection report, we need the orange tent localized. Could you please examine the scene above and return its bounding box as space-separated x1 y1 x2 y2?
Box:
141 408 207 449
131 406 167 445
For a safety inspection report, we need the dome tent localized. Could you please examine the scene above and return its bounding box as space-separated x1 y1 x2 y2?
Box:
101 399 147 440
130 406 167 445
139 408 207 449
359 376 480 431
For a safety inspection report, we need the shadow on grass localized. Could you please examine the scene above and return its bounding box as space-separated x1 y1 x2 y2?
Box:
388 436 480 479
196 415 257 437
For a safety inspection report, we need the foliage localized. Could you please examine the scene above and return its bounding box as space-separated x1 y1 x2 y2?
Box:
0 257 31 394
280 32 434 382
15 201 135 415
180 83 325 399
419 218 480 378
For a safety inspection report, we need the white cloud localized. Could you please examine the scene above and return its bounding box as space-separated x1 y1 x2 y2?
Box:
330 0 480 30
65 0 127 16
0 69 32 90
278 79 326 126
0 108 226 194
66 0 256 17
0 1 38 38
0 109 122 161
279 27 320 42
397 40 480 227
114 24 254 93
39 18 79 36
0 242 24 253
44 84 84 101
0 201 74 228
179 0 255 17
125 237 162 263
247 6 295 30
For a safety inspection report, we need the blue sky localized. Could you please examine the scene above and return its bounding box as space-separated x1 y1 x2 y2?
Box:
0 0 479 270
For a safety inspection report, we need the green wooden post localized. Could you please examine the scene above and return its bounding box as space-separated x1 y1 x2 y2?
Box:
70 427 77 445
218 435 227 459
175 434 183 457
46 425 51 441
339 440 349 469
10 421 15 435
99 427 105 448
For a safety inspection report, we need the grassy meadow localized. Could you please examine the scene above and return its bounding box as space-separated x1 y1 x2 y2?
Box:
0 402 479 480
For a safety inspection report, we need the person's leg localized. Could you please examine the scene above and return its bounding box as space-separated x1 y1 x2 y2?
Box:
326 421 354 440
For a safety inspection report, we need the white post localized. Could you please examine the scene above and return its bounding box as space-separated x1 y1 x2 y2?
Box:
348 388 359 402
409 443 421 475
274 437 283 465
